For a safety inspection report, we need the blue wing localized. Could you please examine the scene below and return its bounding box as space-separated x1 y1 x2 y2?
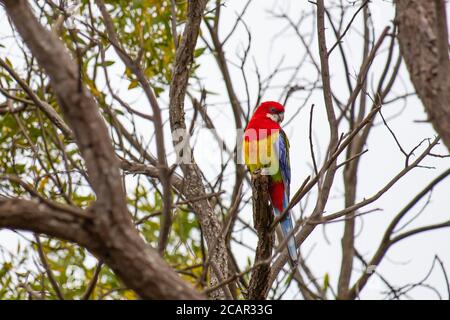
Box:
273 129 297 262
274 129 291 202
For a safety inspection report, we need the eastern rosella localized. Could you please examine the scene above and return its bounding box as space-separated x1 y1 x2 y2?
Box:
243 101 298 263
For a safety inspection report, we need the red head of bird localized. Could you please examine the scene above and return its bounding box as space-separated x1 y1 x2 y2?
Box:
249 101 285 124
246 101 285 140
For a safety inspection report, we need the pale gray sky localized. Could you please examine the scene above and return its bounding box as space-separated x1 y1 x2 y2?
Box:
193 0 450 299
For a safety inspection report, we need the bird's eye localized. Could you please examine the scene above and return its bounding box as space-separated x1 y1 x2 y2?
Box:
270 107 280 114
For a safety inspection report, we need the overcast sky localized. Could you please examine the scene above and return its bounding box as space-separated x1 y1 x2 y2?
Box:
193 0 450 299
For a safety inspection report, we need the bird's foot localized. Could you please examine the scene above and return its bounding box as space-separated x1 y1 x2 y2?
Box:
253 168 261 175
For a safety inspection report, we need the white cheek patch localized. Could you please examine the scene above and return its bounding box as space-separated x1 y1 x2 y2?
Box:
267 113 278 122
267 113 284 123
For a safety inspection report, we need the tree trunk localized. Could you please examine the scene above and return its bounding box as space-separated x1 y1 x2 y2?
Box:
395 0 450 151
248 172 274 300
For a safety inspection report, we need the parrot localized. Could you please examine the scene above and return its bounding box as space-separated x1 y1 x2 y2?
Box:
243 101 298 263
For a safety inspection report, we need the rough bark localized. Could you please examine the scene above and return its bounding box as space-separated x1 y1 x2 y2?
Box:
94 0 173 255
0 198 95 248
247 173 274 300
0 0 202 300
395 0 450 151
168 0 232 299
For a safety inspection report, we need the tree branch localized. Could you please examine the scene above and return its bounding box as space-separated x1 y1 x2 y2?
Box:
168 0 232 299
396 0 450 151
1 0 202 299
247 172 274 300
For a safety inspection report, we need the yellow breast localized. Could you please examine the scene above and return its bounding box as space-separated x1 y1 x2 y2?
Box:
243 131 279 173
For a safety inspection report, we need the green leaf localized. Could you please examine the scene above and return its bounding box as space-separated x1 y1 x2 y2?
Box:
128 80 139 90
153 86 164 97
102 60 116 67
194 47 206 58
323 273 330 291
4 57 13 68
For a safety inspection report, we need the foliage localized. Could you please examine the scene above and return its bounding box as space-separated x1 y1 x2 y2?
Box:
0 0 206 300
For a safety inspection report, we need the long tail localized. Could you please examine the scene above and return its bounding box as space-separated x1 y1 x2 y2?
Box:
274 208 298 263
